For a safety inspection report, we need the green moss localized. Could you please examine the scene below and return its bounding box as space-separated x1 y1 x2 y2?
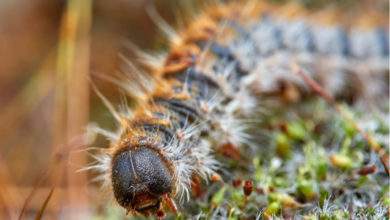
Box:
95 99 389 219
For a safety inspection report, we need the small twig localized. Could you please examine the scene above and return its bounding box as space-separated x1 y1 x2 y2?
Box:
291 63 389 175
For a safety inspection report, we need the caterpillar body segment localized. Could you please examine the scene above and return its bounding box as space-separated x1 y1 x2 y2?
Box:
88 1 389 216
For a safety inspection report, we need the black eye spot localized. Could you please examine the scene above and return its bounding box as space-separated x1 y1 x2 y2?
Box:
111 146 173 209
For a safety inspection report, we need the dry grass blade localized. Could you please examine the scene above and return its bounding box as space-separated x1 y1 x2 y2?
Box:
17 135 88 220
51 0 92 217
34 187 55 220
17 169 50 220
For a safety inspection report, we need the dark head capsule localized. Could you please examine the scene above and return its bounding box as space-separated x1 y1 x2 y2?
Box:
111 146 174 215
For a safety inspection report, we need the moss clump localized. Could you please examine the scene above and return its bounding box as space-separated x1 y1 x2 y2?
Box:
96 99 389 219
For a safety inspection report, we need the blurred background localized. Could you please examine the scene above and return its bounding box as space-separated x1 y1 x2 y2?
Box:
0 0 388 219
0 0 178 219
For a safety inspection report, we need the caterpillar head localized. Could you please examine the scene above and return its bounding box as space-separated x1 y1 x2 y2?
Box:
111 144 175 215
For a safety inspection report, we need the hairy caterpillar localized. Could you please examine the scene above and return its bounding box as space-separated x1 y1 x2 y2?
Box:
86 0 389 216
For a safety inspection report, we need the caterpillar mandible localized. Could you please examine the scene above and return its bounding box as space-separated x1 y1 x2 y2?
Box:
87 0 389 217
